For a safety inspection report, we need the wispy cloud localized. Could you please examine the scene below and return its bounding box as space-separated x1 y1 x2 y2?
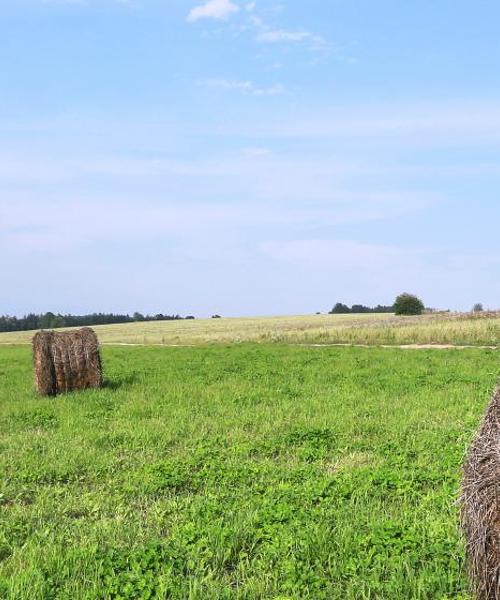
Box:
248 12 327 51
187 0 239 23
186 1 328 55
0 193 432 254
0 144 441 213
256 28 325 46
198 78 285 96
211 100 500 146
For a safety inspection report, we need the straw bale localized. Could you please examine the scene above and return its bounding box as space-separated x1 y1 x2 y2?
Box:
32 327 103 395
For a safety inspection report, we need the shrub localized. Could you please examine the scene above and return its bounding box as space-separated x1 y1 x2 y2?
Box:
393 293 425 316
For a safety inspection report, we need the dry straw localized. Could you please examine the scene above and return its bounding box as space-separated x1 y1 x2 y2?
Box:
462 386 500 599
32 327 103 396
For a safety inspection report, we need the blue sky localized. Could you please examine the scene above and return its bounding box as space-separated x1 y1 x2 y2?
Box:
1 0 500 316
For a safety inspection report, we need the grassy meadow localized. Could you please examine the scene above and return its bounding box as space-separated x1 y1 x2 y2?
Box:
1 342 499 598
1 311 500 347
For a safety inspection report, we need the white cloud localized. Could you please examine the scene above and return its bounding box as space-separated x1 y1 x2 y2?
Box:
187 0 239 22
256 29 324 45
247 11 327 50
198 78 285 96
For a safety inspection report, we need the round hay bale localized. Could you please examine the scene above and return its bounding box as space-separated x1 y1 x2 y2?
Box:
32 330 57 396
32 327 103 396
461 386 500 599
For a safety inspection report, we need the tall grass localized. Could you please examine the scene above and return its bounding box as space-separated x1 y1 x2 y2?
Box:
1 312 499 347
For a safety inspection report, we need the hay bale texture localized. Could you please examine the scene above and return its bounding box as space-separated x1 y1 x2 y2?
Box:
32 327 103 396
462 386 500 599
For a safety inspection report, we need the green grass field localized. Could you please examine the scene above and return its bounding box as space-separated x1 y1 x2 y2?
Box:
1 311 500 347
1 343 499 598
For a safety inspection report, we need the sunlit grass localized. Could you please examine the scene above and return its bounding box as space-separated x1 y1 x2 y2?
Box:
1 343 499 598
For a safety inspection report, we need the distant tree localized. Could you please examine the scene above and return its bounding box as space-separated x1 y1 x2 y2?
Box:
211 315 221 319
329 302 394 314
185 316 196 320
23 313 40 330
0 311 197 333
473 303 484 313
373 304 395 314
39 312 56 329
329 303 351 314
351 304 371 314
394 293 425 316
52 315 66 328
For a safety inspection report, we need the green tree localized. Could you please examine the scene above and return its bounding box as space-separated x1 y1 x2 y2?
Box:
473 303 484 313
52 315 66 328
394 293 425 316
351 304 370 313
39 312 56 329
330 303 351 314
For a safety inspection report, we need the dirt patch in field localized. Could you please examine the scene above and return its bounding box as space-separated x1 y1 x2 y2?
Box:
2 341 499 350
302 343 500 350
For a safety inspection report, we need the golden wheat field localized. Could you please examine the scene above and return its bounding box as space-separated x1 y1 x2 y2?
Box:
1 311 500 347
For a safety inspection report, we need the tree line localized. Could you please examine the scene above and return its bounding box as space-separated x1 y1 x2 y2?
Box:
0 312 195 333
329 303 395 314
330 294 426 316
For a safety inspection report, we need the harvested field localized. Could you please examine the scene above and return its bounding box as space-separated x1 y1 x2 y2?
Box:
1 311 500 347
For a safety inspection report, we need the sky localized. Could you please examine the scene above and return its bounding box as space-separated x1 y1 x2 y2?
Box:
1 0 500 317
